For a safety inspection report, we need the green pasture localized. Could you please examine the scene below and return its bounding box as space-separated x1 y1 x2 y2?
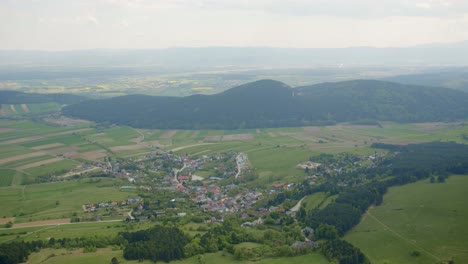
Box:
24 160 78 176
140 129 165 141
20 134 85 148
0 155 54 169
302 192 328 211
318 194 338 209
98 126 140 147
0 179 138 222
0 120 72 141
0 169 17 186
345 175 468 264
27 103 62 114
0 221 154 245
27 248 122 264
0 145 32 159
27 249 330 264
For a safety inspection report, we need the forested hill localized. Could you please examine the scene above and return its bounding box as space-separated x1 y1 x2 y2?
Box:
62 79 468 129
295 80 467 123
0 90 87 105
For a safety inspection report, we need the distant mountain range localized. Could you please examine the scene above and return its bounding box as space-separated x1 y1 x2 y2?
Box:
62 79 468 129
1 41 468 68
381 68 468 92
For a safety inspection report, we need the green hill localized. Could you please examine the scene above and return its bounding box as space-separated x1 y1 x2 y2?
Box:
0 90 87 105
62 79 468 129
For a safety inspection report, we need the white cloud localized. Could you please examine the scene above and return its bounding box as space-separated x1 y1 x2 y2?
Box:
1 0 468 50
75 14 99 25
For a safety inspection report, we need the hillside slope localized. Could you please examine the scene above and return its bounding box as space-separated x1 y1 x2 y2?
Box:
62 79 468 129
0 90 87 105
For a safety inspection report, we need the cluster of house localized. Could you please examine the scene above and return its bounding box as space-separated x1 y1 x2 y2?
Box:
186 183 262 215
83 196 142 213
301 152 387 181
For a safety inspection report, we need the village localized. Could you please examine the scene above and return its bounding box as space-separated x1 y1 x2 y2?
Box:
75 149 387 224
78 150 270 223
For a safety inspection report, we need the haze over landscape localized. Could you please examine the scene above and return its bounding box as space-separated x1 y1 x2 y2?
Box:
0 1 467 264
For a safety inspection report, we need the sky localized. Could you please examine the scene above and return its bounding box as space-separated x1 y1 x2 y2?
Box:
1 0 468 50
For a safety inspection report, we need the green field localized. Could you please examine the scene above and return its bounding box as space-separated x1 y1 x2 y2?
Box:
0 179 138 222
345 175 468 264
26 248 330 264
302 192 328 211
1 117 467 264
0 169 16 186
0 103 61 116
24 160 78 176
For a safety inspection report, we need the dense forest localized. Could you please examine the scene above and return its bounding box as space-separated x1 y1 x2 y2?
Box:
63 79 468 129
0 90 87 105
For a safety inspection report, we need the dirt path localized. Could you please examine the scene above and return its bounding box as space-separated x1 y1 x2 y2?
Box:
13 218 71 228
127 209 135 220
169 143 215 152
160 130 177 139
0 219 124 232
290 197 306 212
0 136 45 145
21 104 30 113
131 128 145 143
0 217 15 225
31 143 64 150
59 167 102 179
9 105 17 114
235 154 242 179
173 163 187 184
16 157 63 170
0 152 46 165
366 211 441 261
193 150 211 155
1 225 56 243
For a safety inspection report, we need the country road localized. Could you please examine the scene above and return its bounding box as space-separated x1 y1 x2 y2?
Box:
235 154 242 179
0 219 124 231
173 163 187 184
290 197 306 212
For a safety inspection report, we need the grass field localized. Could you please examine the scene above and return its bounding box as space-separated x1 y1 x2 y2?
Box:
24 159 78 176
345 175 468 264
0 169 16 186
0 179 138 222
0 103 61 116
26 248 330 264
0 221 156 244
302 192 328 211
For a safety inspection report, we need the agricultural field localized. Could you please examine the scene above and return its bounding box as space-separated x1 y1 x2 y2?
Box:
0 114 467 263
25 248 330 264
345 175 468 264
0 103 61 116
0 179 138 223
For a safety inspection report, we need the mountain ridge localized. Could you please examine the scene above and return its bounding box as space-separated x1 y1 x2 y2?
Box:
62 79 468 129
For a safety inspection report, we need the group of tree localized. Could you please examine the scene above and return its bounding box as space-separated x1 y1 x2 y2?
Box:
120 225 189 262
63 79 468 129
0 90 87 105
295 141 468 263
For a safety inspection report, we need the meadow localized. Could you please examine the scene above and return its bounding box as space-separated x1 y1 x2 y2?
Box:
0 179 137 223
345 175 468 264
26 248 330 264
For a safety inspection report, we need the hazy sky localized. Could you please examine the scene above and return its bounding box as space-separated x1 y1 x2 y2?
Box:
1 0 468 50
